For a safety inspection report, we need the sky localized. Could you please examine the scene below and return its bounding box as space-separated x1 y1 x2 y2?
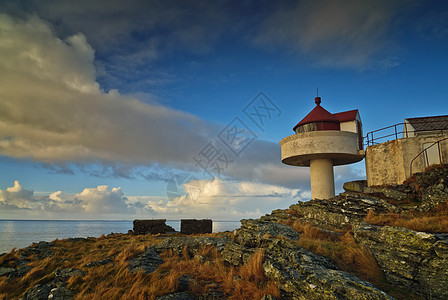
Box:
0 0 447 220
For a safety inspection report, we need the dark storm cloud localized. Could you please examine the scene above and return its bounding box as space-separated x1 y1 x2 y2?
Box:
254 0 412 69
0 0 411 74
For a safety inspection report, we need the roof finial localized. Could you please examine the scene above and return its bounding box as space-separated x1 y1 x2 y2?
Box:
315 87 321 106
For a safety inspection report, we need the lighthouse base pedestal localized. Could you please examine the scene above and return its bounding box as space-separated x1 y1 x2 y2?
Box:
310 158 335 199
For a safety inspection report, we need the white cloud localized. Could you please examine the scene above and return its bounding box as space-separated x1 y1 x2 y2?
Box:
0 181 37 210
0 14 214 167
139 177 307 220
0 179 305 220
0 181 155 219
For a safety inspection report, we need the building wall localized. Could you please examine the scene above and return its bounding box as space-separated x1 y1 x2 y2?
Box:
403 120 416 138
340 120 357 133
366 135 448 186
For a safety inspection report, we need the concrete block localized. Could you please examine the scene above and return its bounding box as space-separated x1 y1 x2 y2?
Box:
133 219 175 235
181 219 212 234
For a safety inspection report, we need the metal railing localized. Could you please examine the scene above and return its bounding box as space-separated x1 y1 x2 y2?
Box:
409 137 448 177
365 119 448 147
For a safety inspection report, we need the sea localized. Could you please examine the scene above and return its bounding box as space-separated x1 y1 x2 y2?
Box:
0 220 241 254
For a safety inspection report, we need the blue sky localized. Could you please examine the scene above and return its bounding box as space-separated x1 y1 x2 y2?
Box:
0 0 447 220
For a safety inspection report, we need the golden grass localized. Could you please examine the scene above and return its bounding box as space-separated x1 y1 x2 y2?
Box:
0 233 160 299
0 248 20 266
364 202 448 233
0 232 279 299
156 246 279 300
282 218 430 299
284 219 384 286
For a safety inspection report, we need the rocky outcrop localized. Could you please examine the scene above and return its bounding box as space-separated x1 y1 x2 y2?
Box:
285 193 393 229
155 236 229 256
23 268 83 300
353 223 448 299
233 219 299 247
343 181 411 201
277 168 447 231
223 219 392 299
409 166 448 211
128 246 163 274
263 244 391 300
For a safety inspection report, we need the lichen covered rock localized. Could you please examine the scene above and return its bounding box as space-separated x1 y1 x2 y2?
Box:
353 223 448 299
233 219 299 247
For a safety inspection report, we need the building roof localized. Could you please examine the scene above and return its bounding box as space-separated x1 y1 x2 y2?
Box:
293 97 339 132
333 109 359 122
405 115 448 132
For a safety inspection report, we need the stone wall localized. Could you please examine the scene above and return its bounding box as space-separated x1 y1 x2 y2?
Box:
133 219 175 235
180 219 212 234
365 135 448 186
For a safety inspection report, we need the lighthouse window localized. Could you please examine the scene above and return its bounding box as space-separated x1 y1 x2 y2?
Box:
296 123 318 133
296 122 340 134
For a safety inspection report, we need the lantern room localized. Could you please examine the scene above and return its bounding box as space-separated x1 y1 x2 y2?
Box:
293 97 340 133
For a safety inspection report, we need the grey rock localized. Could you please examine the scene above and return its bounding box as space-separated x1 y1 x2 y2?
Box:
288 193 394 229
0 267 15 277
221 241 255 266
3 265 32 279
263 243 392 300
48 287 73 299
155 292 195 300
343 181 409 201
53 268 84 282
353 223 448 299
155 236 229 256
128 246 163 274
234 219 299 247
24 283 57 300
21 241 56 260
16 265 33 277
176 274 190 292
83 258 113 268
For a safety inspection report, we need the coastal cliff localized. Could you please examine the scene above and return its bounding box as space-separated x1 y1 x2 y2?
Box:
1 166 447 299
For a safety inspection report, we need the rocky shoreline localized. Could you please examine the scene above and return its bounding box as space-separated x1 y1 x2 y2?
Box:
1 167 447 299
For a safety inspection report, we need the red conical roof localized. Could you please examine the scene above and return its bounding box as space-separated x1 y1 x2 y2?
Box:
292 97 339 132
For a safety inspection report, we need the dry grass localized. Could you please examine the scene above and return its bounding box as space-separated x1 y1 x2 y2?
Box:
0 248 20 266
284 219 384 285
0 233 160 299
157 246 280 300
0 232 279 299
283 218 431 299
364 202 448 233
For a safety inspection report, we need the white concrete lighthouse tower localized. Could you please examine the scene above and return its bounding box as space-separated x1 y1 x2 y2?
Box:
280 96 364 199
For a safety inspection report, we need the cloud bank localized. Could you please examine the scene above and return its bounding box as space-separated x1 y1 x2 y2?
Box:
0 13 324 190
0 179 303 220
0 14 213 167
0 180 147 219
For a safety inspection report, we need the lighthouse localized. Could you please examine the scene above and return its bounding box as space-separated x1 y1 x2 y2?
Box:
280 96 364 199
